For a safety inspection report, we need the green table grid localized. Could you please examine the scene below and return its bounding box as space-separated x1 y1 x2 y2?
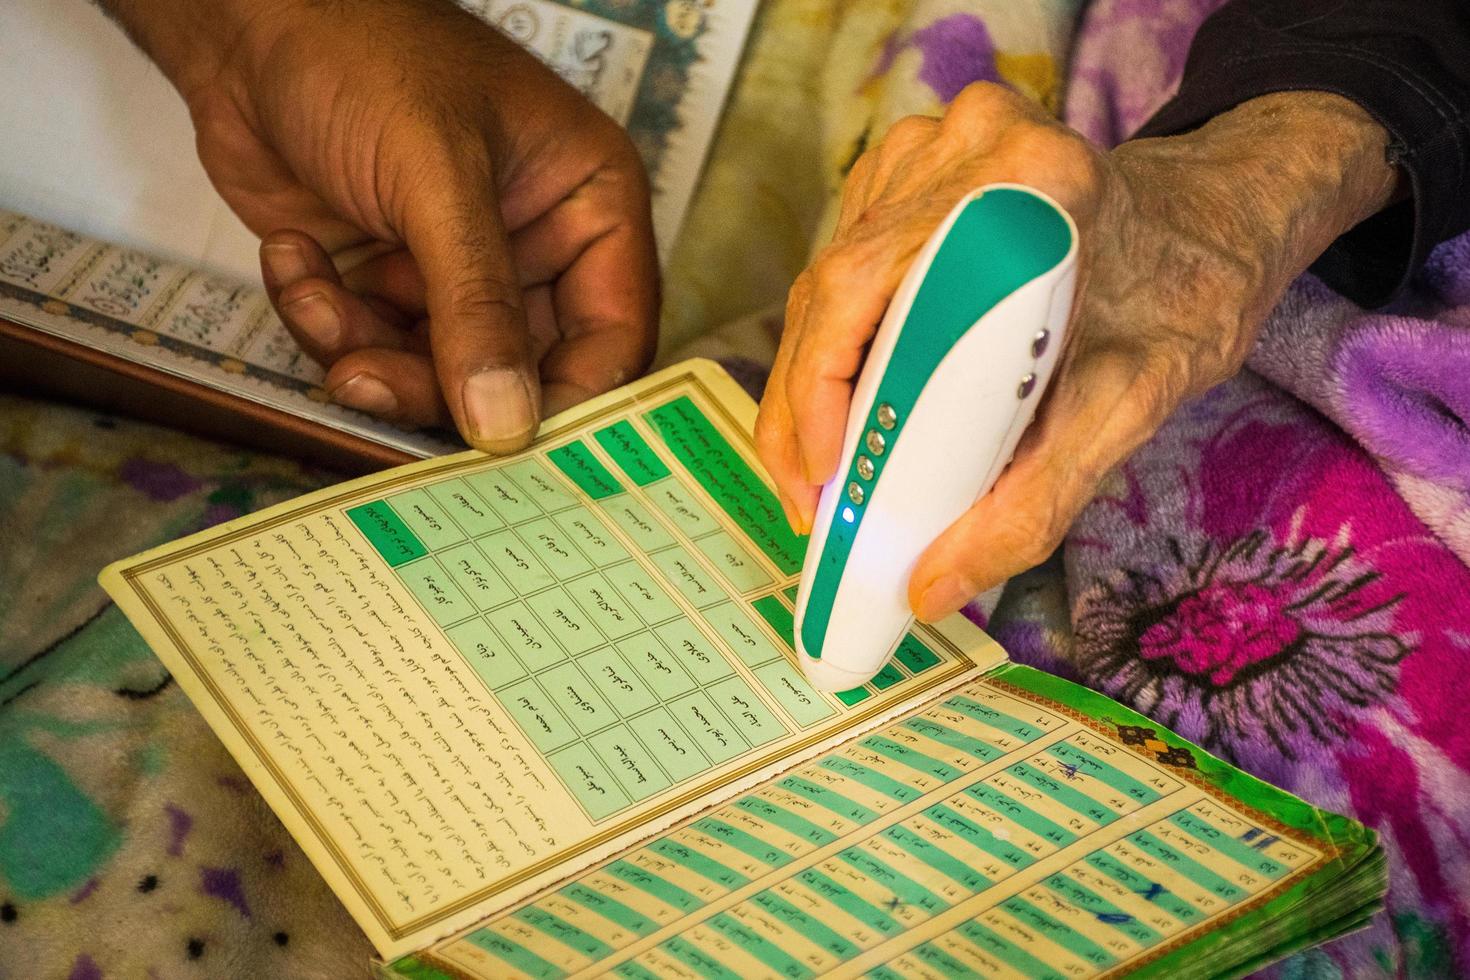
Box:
368 440 830 823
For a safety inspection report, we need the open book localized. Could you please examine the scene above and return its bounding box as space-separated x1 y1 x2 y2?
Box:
101 360 1387 978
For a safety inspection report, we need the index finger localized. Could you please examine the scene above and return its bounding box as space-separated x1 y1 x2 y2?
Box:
527 168 660 415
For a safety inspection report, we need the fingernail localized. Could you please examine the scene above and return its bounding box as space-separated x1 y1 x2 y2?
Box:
797 497 816 536
283 292 341 349
331 373 398 416
261 241 309 286
464 368 537 452
916 575 972 622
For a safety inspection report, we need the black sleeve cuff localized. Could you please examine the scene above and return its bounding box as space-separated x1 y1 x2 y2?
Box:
1135 26 1470 308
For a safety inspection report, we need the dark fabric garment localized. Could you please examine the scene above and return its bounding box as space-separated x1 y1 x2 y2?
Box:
1134 0 1470 308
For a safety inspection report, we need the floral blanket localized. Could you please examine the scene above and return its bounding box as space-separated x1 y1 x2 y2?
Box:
3 0 1468 977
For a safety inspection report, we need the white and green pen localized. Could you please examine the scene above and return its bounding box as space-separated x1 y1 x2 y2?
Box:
793 184 1079 691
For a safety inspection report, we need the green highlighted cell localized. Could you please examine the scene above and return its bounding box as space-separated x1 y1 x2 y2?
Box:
882 824 992 891
1007 762 1116 825
446 617 525 690
837 847 948 914
796 867 901 938
426 478 505 535
579 647 659 715
528 587 604 656
734 795 839 847
751 594 795 648
862 734 960 782
693 818 790 868
956 920 1069 980
601 498 676 552
835 687 871 707
650 546 724 610
589 724 671 800
1085 851 1203 925
606 859 701 912
693 532 772 594
627 708 709 781
1128 830 1246 902
398 559 473 626
659 936 742 980
924 804 1033 870
539 660 617 736
489 602 567 672
595 421 671 486
463 928 562 980
821 756 921 802
550 741 631 820
507 457 579 512
464 468 542 523
706 913 806 977
547 440 624 500
777 775 878 824
439 541 515 610
708 676 787 747
499 678 578 753
654 619 733 681
514 905 613 961
568 574 642 640
480 529 555 594
604 561 682 626
894 635 941 674
966 783 1077 847
901 718 1003 764
669 691 747 764
553 510 629 567
617 634 697 701
649 838 747 889
706 602 784 668
385 487 465 550
945 696 1045 742
1168 810 1286 878
1042 872 1162 947
871 663 906 690
644 477 720 540
1046 742 1160 804
644 396 806 574
563 881 658 937
1000 896 1117 968
754 660 837 728
346 500 426 567
749 891 858 959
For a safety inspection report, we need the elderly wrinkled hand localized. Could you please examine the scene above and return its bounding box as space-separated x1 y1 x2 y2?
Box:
107 0 659 452
756 83 1397 622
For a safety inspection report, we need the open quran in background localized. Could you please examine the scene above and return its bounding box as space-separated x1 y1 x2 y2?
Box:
100 359 1389 979
0 0 758 472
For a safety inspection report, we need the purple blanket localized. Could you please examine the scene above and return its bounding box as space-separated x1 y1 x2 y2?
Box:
989 1 1470 975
